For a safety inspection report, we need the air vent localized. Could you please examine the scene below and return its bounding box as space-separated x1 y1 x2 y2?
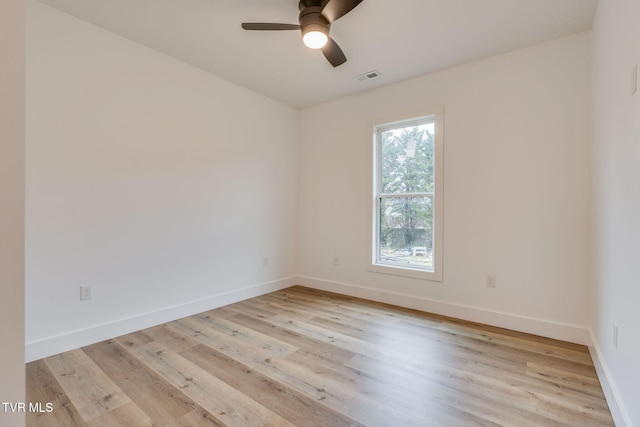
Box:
355 70 381 81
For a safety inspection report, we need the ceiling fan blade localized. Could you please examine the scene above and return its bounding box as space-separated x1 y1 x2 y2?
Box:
322 37 347 67
321 0 363 23
241 23 301 31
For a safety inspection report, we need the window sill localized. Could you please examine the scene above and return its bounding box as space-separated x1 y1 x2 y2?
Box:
368 263 443 282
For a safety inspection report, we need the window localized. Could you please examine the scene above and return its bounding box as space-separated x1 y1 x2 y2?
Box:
371 107 443 281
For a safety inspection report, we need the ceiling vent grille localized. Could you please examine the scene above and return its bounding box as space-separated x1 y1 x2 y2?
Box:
355 70 381 81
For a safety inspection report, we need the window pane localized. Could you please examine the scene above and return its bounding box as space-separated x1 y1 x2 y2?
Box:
380 122 435 194
379 196 433 271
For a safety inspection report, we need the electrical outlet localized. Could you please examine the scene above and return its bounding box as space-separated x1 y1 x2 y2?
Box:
613 324 619 349
333 257 339 267
486 275 496 288
80 285 92 301
263 257 269 268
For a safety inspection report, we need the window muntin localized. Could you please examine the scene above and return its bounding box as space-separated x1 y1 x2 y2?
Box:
372 110 443 281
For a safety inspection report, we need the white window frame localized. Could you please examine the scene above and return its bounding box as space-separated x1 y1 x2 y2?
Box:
370 106 444 282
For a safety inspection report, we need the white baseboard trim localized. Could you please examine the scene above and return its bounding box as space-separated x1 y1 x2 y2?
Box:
25 276 297 362
588 330 632 427
297 276 591 345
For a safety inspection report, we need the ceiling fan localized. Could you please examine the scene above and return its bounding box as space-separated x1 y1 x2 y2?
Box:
241 0 364 67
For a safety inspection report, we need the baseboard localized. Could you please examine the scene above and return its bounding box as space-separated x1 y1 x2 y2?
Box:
588 330 632 427
26 274 591 358
25 276 297 362
297 275 591 345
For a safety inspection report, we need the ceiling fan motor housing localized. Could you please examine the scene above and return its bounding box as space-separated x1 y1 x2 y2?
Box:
298 0 326 11
299 6 330 36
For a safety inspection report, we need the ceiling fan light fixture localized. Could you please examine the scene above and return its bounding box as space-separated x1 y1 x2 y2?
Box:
241 0 362 67
302 25 328 49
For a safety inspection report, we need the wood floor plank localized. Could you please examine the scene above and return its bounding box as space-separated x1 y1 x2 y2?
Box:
84 402 152 427
82 339 203 426
25 360 85 427
169 316 409 426
436 321 594 365
231 297 317 323
26 286 615 426
271 288 441 326
123 339 298 427
219 300 279 320
142 323 202 354
272 288 593 370
180 343 365 427
173 409 225 426
190 312 300 357
43 349 139 423
345 349 602 427
286 287 590 359
525 361 604 396
226 312 358 366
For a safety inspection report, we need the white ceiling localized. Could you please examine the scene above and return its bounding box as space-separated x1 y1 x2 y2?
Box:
36 0 599 109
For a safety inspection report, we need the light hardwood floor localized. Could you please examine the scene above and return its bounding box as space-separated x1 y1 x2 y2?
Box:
26 286 614 426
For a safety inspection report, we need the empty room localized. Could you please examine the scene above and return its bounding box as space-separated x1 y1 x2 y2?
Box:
1 0 639 426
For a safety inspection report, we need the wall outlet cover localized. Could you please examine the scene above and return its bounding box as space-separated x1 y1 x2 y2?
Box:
80 285 92 301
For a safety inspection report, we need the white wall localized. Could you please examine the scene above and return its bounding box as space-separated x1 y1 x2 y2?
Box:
591 0 640 425
0 0 26 425
298 33 592 344
25 1 298 361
